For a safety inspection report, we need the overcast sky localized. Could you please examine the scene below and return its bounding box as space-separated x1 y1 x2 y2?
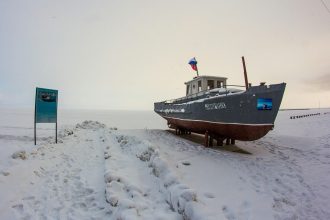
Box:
1 0 330 110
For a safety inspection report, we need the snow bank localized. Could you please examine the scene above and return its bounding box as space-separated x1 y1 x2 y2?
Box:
104 133 207 220
75 120 106 129
149 152 202 219
11 150 28 160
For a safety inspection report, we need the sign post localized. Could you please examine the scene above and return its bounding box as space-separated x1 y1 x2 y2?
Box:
34 87 58 145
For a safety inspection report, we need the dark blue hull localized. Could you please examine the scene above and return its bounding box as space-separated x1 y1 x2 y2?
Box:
154 83 286 141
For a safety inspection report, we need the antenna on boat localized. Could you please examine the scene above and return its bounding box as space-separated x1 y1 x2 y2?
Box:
241 56 249 90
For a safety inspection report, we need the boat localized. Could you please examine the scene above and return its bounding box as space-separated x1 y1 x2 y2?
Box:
154 57 286 145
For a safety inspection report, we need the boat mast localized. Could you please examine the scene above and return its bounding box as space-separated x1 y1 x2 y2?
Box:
195 57 199 77
241 56 249 90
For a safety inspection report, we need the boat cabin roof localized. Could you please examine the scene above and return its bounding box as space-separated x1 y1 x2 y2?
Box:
184 75 228 96
184 75 227 85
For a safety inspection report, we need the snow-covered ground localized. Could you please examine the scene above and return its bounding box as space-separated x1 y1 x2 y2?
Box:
0 108 329 219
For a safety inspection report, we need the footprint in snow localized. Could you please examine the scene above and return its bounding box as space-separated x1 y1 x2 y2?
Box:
238 201 251 219
222 205 236 220
22 196 35 201
181 161 191 166
12 204 24 214
1 171 10 176
104 152 111 159
204 192 215 199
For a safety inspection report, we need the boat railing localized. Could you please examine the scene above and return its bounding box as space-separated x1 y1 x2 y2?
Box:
225 85 246 88
164 85 245 104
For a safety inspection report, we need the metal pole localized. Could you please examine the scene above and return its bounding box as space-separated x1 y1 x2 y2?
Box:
241 56 249 90
34 88 37 145
55 91 58 144
55 122 57 144
34 119 36 145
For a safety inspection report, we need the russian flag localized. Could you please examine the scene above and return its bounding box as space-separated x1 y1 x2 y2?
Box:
188 57 198 71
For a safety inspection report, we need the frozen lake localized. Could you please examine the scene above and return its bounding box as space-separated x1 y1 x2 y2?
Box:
0 108 167 138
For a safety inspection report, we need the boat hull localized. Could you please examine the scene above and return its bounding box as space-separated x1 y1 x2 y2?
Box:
154 83 286 141
163 116 273 141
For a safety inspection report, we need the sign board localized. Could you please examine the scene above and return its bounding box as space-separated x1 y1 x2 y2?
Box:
35 88 58 123
34 87 58 145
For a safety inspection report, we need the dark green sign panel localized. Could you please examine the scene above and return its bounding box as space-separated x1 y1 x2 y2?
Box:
34 87 58 145
35 88 58 123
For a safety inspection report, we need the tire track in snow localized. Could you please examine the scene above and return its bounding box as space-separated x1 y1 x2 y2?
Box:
103 132 204 220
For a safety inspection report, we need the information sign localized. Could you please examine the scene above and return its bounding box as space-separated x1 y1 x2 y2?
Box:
34 87 58 145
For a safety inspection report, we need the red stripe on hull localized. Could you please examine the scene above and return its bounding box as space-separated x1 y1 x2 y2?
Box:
164 116 273 141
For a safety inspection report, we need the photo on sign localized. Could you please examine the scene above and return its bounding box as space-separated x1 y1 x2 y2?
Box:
39 92 56 102
257 98 272 110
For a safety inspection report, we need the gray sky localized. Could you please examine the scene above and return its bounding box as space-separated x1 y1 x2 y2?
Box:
1 0 330 110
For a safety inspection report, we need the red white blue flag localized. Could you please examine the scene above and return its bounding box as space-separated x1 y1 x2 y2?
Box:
188 57 198 71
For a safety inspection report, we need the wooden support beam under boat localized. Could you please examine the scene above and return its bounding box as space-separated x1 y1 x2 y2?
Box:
208 135 213 147
217 138 224 146
204 131 209 147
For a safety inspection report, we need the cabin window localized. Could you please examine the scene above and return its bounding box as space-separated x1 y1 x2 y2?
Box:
186 85 190 95
198 80 202 92
217 81 223 88
207 80 214 90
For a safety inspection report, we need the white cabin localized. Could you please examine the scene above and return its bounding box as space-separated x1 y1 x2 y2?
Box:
185 76 228 96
